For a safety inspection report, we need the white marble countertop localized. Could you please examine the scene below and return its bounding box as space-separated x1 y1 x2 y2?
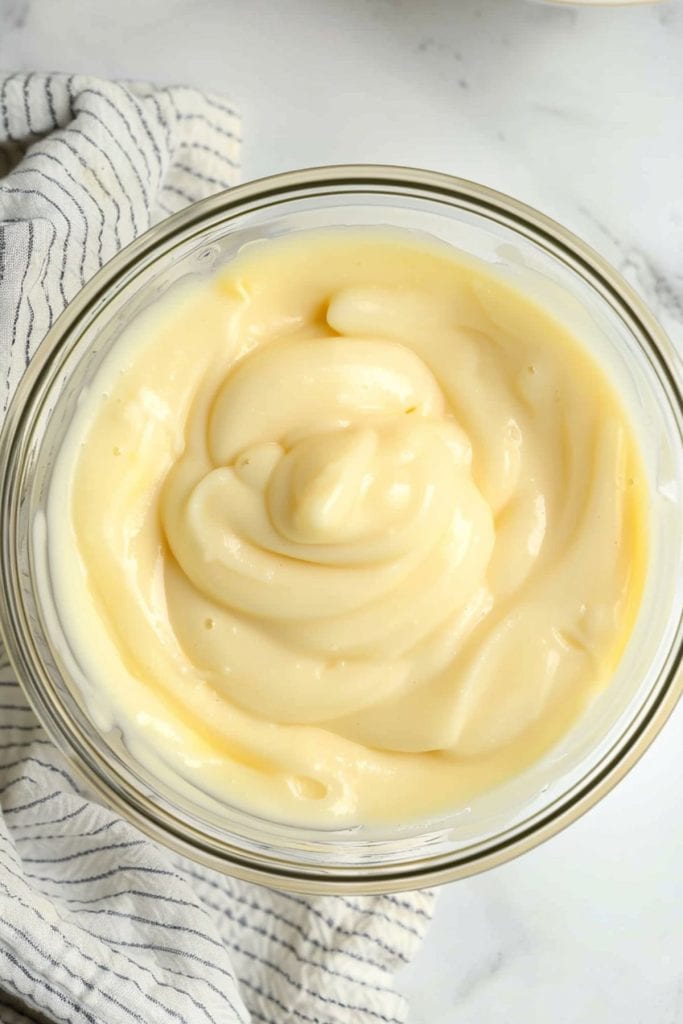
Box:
2 0 682 1020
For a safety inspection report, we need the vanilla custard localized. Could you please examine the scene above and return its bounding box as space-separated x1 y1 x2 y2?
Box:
49 231 647 825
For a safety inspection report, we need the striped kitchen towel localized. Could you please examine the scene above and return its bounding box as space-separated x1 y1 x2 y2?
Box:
0 73 435 1024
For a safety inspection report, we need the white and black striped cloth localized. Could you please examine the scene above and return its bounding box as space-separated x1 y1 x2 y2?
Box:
0 73 434 1024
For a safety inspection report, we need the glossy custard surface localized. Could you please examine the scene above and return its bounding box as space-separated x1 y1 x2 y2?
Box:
50 231 647 824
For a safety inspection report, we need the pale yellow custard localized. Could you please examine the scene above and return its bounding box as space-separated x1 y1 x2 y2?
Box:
49 230 647 825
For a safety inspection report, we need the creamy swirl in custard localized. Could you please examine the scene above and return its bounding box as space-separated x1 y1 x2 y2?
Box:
50 231 647 824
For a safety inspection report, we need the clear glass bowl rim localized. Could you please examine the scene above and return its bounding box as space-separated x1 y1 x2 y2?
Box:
1 163 682 894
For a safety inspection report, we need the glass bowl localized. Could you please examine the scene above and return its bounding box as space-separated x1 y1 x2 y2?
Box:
1 165 682 894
